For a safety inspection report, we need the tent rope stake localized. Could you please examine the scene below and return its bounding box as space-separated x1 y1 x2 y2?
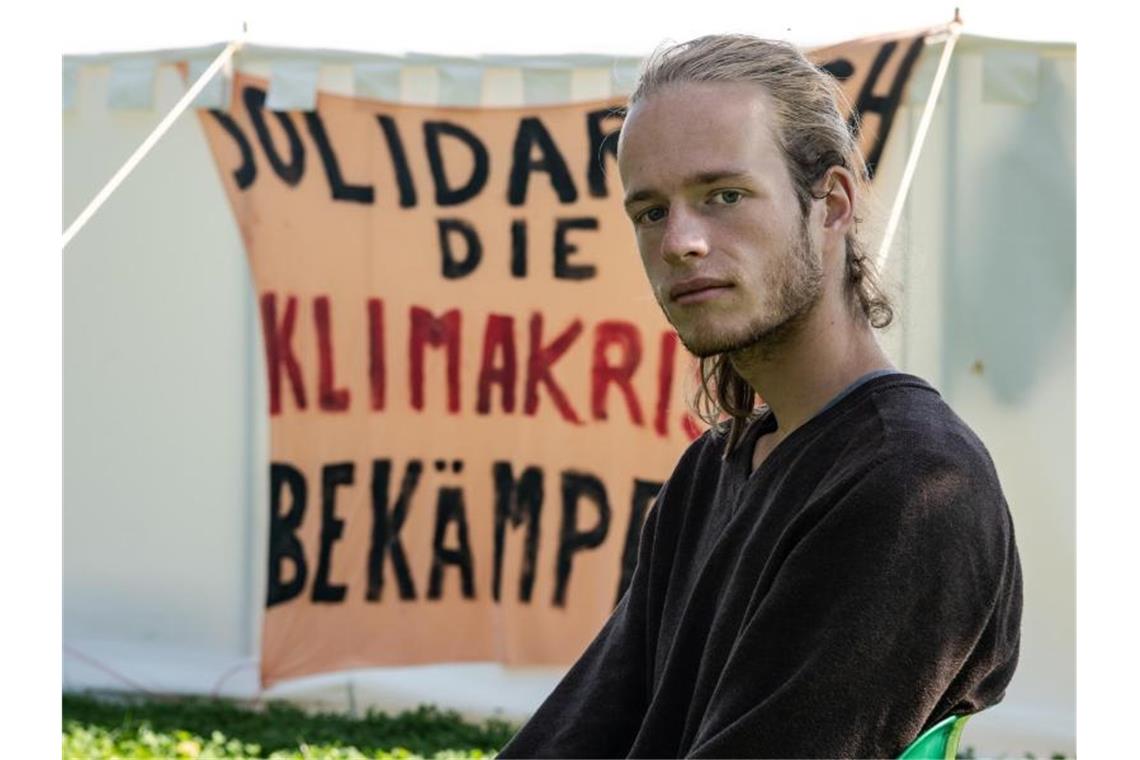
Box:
62 34 246 249
874 16 963 272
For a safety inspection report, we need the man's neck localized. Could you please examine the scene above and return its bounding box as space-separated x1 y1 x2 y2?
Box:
729 292 894 443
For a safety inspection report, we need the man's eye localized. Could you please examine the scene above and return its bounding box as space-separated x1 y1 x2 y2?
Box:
636 207 667 224
713 189 743 205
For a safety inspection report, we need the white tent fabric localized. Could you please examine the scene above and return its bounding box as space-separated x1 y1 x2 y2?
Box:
62 43 644 109
63 34 1075 756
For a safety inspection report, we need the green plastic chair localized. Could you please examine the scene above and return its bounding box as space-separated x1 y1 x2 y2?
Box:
897 714 970 760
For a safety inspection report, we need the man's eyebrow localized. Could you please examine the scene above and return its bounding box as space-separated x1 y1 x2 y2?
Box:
622 170 754 207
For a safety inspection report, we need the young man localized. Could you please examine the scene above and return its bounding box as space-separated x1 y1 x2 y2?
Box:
498 35 1022 759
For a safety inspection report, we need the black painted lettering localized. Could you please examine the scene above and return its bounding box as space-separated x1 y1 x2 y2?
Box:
553 217 598 280
615 479 661 605
438 218 483 278
428 486 476 600
849 37 925 177
267 462 307 607
312 462 352 603
510 219 527 278
303 111 375 204
242 86 304 186
820 57 856 82
208 109 256 190
367 459 421 601
492 462 543 603
508 117 577 205
586 107 623 198
376 115 418 208
424 121 490 206
554 470 611 606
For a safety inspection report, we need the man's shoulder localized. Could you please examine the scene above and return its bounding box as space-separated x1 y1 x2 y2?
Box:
809 376 1008 515
832 374 996 466
883 385 996 470
817 381 1013 543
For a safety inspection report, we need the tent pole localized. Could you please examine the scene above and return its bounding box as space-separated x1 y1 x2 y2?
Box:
62 33 246 249
874 16 963 273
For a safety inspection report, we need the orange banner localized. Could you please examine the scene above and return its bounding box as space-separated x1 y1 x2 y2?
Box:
197 29 928 687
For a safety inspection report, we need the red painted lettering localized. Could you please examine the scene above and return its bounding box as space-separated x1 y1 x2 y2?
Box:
524 313 584 424
590 320 644 425
260 292 307 415
681 413 704 441
368 298 386 411
409 306 462 413
476 314 517 414
314 296 350 411
654 330 678 437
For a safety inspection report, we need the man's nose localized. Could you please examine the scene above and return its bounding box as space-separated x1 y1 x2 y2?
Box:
660 205 710 263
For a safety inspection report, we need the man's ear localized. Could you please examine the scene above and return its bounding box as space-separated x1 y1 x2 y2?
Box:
815 166 856 234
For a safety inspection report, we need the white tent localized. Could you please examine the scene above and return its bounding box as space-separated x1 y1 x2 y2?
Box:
63 32 1075 756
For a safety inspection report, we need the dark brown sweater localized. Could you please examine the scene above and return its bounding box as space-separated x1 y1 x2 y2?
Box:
498 373 1022 759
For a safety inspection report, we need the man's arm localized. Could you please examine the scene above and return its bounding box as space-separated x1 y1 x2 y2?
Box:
687 450 1022 759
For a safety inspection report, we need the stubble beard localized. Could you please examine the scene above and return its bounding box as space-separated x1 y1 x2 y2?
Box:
666 219 824 360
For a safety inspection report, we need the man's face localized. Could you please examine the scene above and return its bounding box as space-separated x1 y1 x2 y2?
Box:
618 81 824 358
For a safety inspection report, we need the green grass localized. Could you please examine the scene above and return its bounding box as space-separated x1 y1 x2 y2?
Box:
62 693 521 759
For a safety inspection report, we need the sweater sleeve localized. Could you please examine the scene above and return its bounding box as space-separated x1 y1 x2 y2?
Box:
686 448 1022 759
495 487 664 759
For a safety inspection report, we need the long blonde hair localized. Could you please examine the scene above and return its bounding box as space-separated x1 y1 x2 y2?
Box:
628 35 895 455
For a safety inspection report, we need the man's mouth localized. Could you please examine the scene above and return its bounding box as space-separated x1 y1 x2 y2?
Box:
670 277 734 304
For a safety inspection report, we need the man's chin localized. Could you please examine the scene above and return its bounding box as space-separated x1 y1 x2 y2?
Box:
678 314 807 359
676 328 760 359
